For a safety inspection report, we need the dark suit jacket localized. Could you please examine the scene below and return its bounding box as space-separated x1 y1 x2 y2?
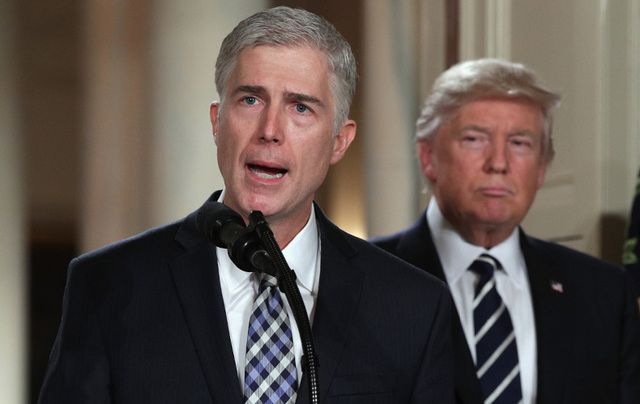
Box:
38 194 455 404
372 212 640 404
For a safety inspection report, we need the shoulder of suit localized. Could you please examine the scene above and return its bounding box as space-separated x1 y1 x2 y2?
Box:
343 230 447 291
369 231 403 253
309 206 446 292
523 233 627 282
369 214 427 253
71 218 186 274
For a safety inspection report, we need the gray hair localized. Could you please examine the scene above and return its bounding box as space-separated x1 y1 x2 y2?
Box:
416 58 561 163
215 6 357 134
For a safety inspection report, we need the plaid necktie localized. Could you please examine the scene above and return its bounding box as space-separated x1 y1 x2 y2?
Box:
244 276 298 404
469 254 523 404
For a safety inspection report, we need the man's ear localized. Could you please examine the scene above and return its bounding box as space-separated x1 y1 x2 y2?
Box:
330 120 357 165
210 102 220 144
417 140 437 182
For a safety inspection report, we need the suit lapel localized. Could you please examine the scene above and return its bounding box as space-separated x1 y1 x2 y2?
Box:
395 214 447 282
296 206 365 404
397 214 483 404
521 233 574 402
170 206 243 404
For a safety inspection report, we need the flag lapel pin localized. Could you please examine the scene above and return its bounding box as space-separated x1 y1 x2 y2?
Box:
550 280 564 293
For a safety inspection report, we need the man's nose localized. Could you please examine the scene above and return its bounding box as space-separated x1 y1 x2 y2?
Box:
485 141 509 173
259 106 283 144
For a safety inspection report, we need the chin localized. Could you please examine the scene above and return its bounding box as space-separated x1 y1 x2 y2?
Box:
245 199 282 218
474 210 513 227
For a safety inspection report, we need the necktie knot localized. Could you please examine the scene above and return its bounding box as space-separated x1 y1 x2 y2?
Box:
258 275 278 291
255 276 283 318
469 254 500 283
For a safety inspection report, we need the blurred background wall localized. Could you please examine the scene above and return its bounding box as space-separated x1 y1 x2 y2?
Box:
2 0 639 402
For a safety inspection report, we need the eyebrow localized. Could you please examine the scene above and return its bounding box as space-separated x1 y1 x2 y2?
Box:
232 85 267 97
509 130 537 137
231 85 326 109
459 124 491 134
284 91 326 109
460 125 538 137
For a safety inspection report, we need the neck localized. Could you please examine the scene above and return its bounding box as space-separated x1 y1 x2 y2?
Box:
254 206 313 250
457 225 514 249
221 195 313 251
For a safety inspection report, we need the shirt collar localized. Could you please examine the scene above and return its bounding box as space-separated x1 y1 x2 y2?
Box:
280 207 319 293
426 198 527 288
216 190 319 294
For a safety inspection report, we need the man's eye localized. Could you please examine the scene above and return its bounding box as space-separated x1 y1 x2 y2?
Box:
459 133 487 149
510 137 533 149
295 103 309 113
243 96 258 105
462 135 482 144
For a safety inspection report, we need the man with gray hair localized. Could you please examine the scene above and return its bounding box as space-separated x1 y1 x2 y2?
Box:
39 7 455 403
373 58 640 403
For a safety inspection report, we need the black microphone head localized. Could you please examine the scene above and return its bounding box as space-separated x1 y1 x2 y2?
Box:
196 201 276 274
196 201 245 248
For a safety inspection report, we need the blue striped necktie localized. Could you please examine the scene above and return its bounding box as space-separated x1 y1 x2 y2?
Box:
244 276 298 404
469 254 523 404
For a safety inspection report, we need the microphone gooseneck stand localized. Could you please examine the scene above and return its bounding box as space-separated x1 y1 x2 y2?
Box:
248 211 320 404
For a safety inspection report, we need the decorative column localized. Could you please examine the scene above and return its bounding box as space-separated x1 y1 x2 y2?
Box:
362 0 445 236
0 0 27 401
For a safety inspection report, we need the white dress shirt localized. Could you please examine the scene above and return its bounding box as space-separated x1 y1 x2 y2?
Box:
426 198 537 404
216 194 321 387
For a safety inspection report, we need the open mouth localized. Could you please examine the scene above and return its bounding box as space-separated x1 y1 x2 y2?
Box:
248 163 288 179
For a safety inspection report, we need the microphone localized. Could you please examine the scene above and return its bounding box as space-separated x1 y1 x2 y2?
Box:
196 201 275 275
197 201 319 403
